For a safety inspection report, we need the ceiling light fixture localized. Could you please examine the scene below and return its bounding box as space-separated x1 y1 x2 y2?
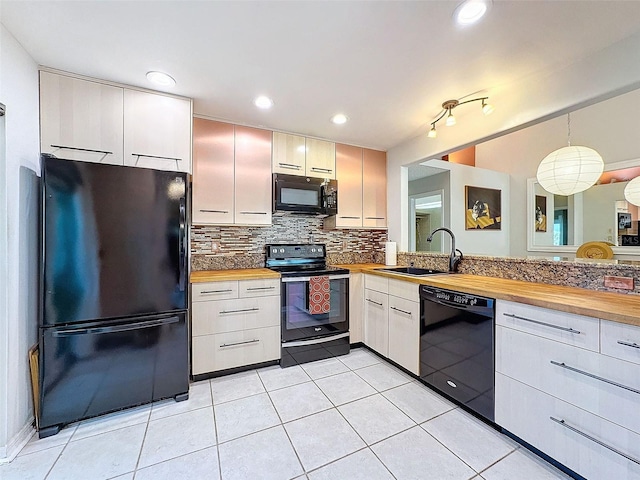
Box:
624 177 640 206
331 113 348 125
254 95 274 109
146 71 176 87
536 113 604 196
427 97 493 138
454 0 490 26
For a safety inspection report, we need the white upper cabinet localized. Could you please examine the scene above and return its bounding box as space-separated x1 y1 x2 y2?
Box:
192 118 234 225
272 132 305 175
123 89 192 173
234 126 272 225
272 132 335 179
40 71 124 165
305 138 335 178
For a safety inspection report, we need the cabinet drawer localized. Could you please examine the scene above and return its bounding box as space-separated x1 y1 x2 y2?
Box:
388 279 419 302
496 373 640 480
192 296 280 336
601 320 640 365
364 274 388 294
192 326 280 374
192 281 238 302
497 325 640 434
239 279 280 298
496 300 599 351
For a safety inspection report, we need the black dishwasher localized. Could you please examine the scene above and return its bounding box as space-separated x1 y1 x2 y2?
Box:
419 286 495 422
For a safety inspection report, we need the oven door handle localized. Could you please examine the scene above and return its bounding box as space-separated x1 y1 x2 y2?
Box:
281 274 350 283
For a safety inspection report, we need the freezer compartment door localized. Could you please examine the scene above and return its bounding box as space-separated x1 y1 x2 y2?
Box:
39 312 188 432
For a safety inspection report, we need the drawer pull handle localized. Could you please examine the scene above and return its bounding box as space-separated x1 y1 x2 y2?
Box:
503 313 581 334
239 211 268 215
278 163 302 170
390 306 412 316
365 217 385 220
201 289 233 294
200 209 229 214
550 417 640 465
220 307 260 315
246 286 275 291
220 339 260 348
617 340 640 349
310 167 333 173
339 216 361 219
366 298 383 307
550 361 640 395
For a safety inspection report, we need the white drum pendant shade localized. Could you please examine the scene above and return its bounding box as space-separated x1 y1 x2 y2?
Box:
536 145 604 196
624 177 640 206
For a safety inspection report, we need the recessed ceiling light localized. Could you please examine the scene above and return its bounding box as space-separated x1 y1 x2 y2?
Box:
331 113 348 125
254 96 274 109
146 71 176 87
454 0 489 26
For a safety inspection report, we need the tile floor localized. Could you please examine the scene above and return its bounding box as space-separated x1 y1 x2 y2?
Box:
1 348 572 480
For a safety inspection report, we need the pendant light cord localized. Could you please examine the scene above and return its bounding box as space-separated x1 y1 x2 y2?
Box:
567 113 571 147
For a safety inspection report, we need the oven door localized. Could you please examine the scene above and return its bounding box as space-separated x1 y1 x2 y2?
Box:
281 274 349 342
273 174 323 214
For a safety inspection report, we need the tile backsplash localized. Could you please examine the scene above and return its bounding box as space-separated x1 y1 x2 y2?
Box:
191 214 387 270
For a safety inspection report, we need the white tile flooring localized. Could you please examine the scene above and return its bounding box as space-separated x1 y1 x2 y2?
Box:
1 348 573 480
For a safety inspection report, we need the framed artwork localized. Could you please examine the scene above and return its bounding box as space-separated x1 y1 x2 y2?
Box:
618 212 632 230
535 195 547 232
465 186 501 230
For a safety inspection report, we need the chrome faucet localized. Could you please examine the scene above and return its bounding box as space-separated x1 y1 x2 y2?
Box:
426 227 463 273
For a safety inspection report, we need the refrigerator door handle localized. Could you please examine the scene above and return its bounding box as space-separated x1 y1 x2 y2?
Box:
179 197 186 292
53 316 180 336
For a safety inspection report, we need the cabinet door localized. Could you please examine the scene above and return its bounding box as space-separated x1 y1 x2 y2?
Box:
306 138 336 179
272 132 305 175
191 119 234 224
364 288 388 356
40 71 124 165
124 89 192 173
362 148 387 228
234 126 272 225
349 273 364 344
388 296 420 375
334 144 363 227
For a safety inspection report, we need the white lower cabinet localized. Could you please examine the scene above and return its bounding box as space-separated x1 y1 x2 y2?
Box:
349 273 364 344
496 373 640 480
191 278 280 375
495 299 640 480
363 274 420 374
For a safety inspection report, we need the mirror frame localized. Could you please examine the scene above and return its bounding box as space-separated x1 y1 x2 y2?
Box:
527 158 640 256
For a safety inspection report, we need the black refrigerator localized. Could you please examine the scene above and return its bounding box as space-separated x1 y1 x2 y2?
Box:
38 155 189 438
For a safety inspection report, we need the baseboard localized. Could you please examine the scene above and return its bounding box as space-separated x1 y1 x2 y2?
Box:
0 418 35 463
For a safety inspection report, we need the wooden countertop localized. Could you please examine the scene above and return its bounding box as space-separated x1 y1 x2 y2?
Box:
337 264 640 327
190 268 280 283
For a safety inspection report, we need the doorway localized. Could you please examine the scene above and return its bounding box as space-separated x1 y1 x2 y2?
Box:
409 190 444 252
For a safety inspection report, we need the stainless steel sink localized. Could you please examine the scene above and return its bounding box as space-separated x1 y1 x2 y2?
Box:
375 266 449 276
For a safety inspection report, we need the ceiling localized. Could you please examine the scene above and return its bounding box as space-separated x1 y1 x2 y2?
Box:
3 1 640 152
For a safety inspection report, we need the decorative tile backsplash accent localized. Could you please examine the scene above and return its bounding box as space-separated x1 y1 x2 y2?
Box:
400 252 640 294
191 214 387 271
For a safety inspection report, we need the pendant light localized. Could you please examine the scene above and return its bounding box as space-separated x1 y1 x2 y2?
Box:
624 177 640 206
536 113 604 196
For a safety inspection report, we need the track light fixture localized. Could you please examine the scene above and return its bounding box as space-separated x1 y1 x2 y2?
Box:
427 96 493 138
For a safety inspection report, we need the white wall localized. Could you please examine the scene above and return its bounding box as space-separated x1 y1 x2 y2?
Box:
0 23 40 460
387 30 640 249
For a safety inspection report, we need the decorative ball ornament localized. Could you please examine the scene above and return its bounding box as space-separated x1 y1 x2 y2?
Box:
624 176 640 206
536 145 604 196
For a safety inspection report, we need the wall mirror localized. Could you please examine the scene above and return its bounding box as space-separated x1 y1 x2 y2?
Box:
527 159 640 254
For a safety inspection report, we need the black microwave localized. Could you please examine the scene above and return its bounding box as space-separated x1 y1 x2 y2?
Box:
273 173 338 215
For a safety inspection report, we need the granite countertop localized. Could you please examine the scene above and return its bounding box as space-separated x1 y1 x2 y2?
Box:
344 264 640 327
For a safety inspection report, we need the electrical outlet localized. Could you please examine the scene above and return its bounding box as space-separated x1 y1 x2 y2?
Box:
604 275 634 290
211 241 219 252
342 240 348 250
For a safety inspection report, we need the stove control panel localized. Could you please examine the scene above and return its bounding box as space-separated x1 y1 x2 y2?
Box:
266 244 326 260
